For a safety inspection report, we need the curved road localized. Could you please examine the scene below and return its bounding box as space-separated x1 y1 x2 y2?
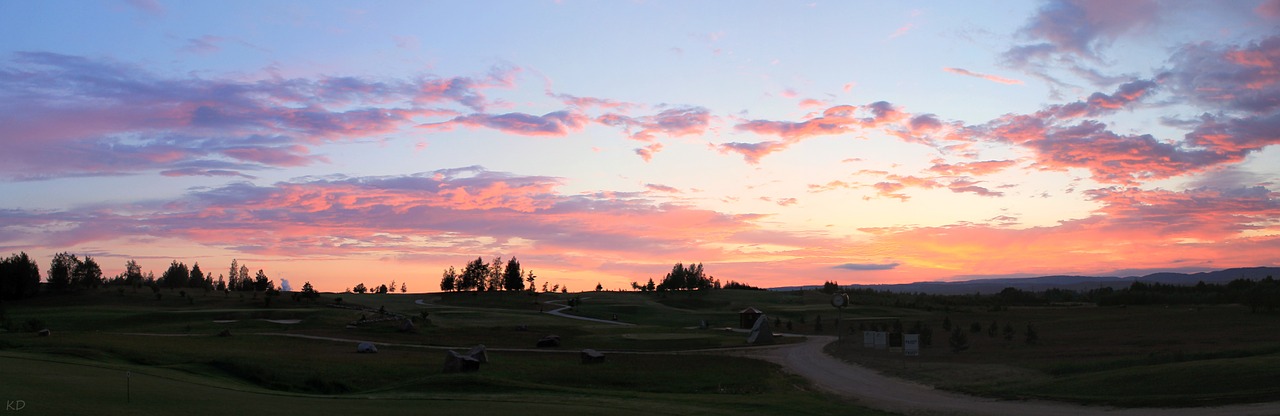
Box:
541 299 635 326
733 335 1280 416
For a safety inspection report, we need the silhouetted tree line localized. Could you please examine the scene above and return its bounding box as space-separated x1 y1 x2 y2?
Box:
0 253 282 300
656 262 715 291
1095 278 1280 311
722 280 765 291
439 256 537 292
630 268 760 291
826 277 1280 312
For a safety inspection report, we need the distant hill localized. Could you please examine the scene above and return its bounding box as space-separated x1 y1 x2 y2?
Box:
773 267 1280 295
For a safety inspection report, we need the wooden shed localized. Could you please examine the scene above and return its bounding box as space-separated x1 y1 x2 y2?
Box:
739 307 764 329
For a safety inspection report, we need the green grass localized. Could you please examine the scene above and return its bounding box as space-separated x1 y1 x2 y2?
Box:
8 287 1280 411
2 351 868 416
0 288 890 415
824 303 1280 407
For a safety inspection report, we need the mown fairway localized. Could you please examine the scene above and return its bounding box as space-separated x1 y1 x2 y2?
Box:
0 289 882 415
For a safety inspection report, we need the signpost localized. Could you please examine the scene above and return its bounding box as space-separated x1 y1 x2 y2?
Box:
830 293 849 340
904 334 920 357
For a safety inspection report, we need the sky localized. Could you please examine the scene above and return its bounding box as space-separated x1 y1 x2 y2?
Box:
1 0 1279 292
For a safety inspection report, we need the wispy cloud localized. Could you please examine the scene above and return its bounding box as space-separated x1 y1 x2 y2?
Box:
835 262 900 271
943 67 1023 85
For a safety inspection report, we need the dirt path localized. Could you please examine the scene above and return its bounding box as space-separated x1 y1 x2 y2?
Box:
733 335 1280 416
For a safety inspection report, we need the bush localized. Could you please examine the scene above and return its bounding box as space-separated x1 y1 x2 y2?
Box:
949 328 969 352
23 318 45 332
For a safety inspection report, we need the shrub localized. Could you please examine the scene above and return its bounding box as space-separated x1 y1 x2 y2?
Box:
949 328 969 352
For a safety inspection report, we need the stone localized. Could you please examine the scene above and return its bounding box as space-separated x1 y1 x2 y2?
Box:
746 315 774 345
398 319 416 333
36 328 50 337
443 350 481 373
580 349 606 364
466 344 488 364
357 342 378 353
536 335 561 348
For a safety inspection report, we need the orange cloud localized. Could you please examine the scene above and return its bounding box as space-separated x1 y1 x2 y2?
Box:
928 159 1017 176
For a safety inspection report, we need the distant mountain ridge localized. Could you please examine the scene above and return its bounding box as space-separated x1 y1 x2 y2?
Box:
772 267 1280 295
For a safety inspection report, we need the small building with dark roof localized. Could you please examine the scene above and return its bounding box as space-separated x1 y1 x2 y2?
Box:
739 307 764 329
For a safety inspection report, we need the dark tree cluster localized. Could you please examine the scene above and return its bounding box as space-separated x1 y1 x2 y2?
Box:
0 252 41 300
629 278 657 292
46 252 105 293
439 256 536 292
722 280 766 291
223 259 270 292
656 262 715 291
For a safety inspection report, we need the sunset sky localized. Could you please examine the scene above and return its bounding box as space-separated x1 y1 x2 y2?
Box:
2 0 1279 292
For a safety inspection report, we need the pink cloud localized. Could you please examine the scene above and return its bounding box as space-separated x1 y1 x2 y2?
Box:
6 167 1278 291
553 93 638 112
0 53 512 179
634 143 663 162
808 180 859 193
721 101 915 162
715 140 789 164
645 183 680 193
943 67 1024 85
889 23 915 39
798 98 827 108
928 159 1017 176
426 111 589 137
1168 36 1280 113
597 107 710 142
1260 0 1280 18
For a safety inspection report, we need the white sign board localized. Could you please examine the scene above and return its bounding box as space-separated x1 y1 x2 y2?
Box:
863 331 875 348
873 331 887 349
903 334 920 356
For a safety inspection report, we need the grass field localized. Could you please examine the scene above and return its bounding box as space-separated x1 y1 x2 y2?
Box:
3 287 1279 412
0 288 884 415
824 303 1280 407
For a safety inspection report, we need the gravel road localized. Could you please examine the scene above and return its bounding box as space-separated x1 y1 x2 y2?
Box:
732 335 1280 416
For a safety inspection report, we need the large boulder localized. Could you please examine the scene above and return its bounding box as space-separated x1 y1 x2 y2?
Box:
398 318 416 333
536 335 561 348
443 350 481 373
357 342 378 353
746 314 774 345
466 344 488 364
580 349 606 364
